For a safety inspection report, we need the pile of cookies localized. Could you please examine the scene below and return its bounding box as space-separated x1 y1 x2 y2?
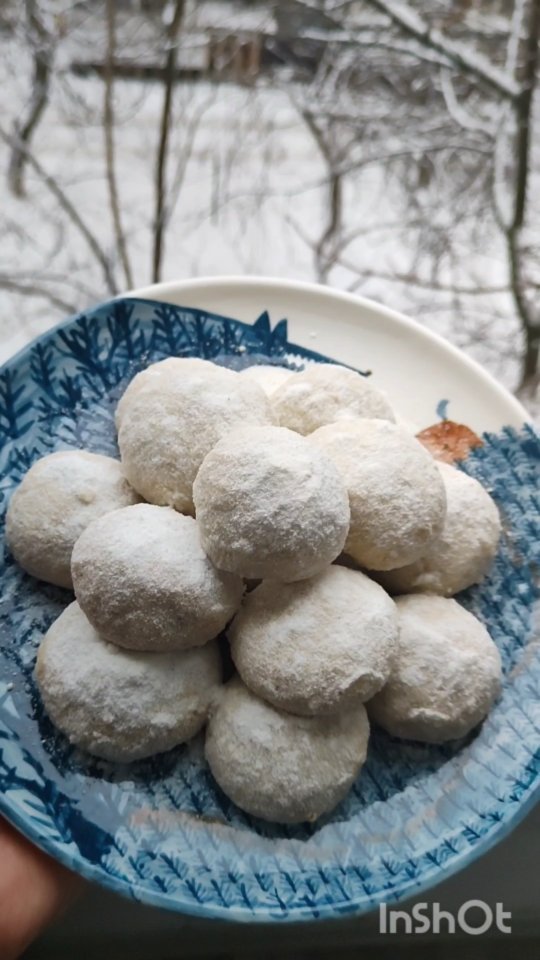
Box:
6 359 503 824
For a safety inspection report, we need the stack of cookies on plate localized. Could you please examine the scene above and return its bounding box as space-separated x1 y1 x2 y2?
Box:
7 358 502 823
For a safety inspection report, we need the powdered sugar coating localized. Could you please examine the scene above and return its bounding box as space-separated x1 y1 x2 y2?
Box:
271 363 395 435
368 595 502 743
6 451 140 589
193 425 350 581
310 419 447 571
205 677 370 823
115 357 217 429
239 364 295 395
230 566 397 715
71 503 244 651
36 601 221 762
117 360 273 513
377 463 501 596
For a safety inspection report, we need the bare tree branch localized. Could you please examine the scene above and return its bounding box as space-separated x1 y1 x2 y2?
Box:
152 0 185 283
299 109 343 282
8 0 54 197
334 262 510 297
0 124 118 296
296 28 469 73
439 69 493 136
334 143 491 179
104 0 133 289
356 0 521 99
295 0 538 397
295 0 520 97
167 91 216 224
1 267 99 302
0 275 76 313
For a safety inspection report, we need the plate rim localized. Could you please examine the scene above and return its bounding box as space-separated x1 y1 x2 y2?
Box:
127 276 531 427
0 774 539 923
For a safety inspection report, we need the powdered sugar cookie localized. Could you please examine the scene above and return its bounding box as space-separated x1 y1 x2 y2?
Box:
378 463 501 596
117 360 273 513
6 451 140 589
239 364 295 395
71 503 244 651
271 363 394 434
36 602 221 762
205 677 369 823
230 566 397 715
368 595 502 742
115 357 217 429
193 425 350 581
310 419 447 571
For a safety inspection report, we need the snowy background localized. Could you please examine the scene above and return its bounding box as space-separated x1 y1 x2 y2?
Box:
0 0 538 411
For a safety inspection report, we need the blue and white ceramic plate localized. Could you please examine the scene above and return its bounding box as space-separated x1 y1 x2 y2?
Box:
0 277 538 922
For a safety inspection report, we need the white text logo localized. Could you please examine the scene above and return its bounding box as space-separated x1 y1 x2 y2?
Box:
380 900 512 935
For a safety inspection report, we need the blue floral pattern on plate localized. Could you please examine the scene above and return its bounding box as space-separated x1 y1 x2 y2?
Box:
0 297 539 922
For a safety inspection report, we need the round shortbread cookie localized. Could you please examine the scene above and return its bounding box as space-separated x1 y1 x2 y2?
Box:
310 419 447 571
117 359 273 513
193 425 350 581
36 602 222 762
205 677 370 823
271 363 395 434
368 595 502 743
230 566 397 715
377 463 501 596
71 503 244 651
6 450 140 589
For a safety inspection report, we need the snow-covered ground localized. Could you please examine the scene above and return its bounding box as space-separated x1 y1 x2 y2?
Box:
0 12 534 407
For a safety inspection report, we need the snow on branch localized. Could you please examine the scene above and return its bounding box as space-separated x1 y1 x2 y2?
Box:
505 0 527 77
297 27 458 72
440 69 494 136
363 0 521 100
295 0 521 101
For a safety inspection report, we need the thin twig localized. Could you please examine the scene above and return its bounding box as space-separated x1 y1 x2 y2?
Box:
0 276 76 313
0 124 118 296
167 91 216 223
300 109 343 282
335 262 510 297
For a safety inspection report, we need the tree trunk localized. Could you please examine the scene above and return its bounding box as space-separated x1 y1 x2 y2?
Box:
508 0 539 394
151 0 185 283
104 0 133 289
317 169 342 283
516 308 540 397
520 327 540 395
8 0 54 198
